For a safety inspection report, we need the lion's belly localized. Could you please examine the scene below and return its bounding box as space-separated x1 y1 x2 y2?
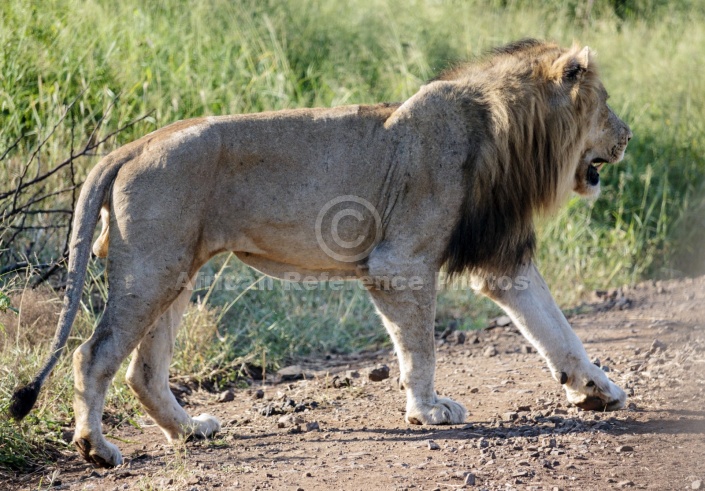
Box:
234 252 358 281
223 210 378 277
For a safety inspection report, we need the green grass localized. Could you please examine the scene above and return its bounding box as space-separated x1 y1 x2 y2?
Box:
1 0 704 471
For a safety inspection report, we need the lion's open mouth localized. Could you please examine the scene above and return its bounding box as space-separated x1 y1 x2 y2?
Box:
587 157 608 186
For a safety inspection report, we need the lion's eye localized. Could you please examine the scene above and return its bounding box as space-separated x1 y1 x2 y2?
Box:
586 380 595 388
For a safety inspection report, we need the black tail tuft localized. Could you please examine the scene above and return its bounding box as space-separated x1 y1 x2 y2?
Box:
9 380 41 421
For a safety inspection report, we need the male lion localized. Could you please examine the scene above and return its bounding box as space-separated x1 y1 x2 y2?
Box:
11 39 631 467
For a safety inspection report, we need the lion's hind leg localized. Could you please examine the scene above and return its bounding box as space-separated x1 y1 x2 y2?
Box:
72 257 202 467
72 305 154 467
125 285 220 442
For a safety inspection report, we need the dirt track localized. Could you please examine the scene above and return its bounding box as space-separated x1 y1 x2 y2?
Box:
6 277 705 490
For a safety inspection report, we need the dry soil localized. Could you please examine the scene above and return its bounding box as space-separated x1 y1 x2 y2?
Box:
5 277 705 491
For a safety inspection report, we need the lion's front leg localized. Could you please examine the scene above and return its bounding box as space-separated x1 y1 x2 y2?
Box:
482 262 626 411
367 271 466 425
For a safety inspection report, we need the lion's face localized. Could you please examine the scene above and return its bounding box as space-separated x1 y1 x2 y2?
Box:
573 87 632 197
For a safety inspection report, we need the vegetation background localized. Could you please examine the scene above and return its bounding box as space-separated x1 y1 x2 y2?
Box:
1 0 703 470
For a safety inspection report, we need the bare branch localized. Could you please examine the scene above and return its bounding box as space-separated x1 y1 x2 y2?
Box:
0 111 152 200
0 134 25 162
15 209 74 215
31 254 68 288
0 94 152 283
8 225 66 231
0 262 56 276
2 185 82 220
8 88 86 205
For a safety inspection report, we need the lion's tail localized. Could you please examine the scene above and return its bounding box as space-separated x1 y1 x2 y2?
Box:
9 155 125 421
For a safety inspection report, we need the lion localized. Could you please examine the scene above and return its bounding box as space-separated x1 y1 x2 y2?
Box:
10 39 631 467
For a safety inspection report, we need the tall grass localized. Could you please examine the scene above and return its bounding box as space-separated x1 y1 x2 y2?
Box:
2 0 703 289
1 0 704 470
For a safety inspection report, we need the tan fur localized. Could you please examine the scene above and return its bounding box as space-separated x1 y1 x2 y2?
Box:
12 40 631 468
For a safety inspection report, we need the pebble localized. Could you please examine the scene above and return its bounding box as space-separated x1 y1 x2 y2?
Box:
618 480 634 488
464 472 476 486
692 480 703 490
483 346 498 357
496 315 512 326
277 365 309 381
451 331 466 345
441 329 467 345
368 364 390 381
427 440 440 450
253 389 265 399
305 421 320 432
521 344 533 354
650 339 667 352
331 375 352 388
616 445 634 453
217 389 235 403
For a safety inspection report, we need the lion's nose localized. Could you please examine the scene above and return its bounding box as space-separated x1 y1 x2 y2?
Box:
626 129 633 142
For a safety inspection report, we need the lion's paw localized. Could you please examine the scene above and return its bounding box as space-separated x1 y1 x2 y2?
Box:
562 362 627 411
406 397 467 425
191 413 221 438
74 437 124 468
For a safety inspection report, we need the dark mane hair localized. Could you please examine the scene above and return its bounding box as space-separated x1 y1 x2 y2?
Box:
439 39 602 280
490 37 546 56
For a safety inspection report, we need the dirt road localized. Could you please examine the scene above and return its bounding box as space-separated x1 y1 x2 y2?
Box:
6 277 705 490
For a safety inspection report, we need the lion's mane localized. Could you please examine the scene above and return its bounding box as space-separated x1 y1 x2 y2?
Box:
439 39 603 278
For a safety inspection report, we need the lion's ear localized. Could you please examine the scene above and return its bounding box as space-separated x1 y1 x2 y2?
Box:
553 46 590 82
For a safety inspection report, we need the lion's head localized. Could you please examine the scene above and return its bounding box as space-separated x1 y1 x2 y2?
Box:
572 87 632 197
439 39 632 278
